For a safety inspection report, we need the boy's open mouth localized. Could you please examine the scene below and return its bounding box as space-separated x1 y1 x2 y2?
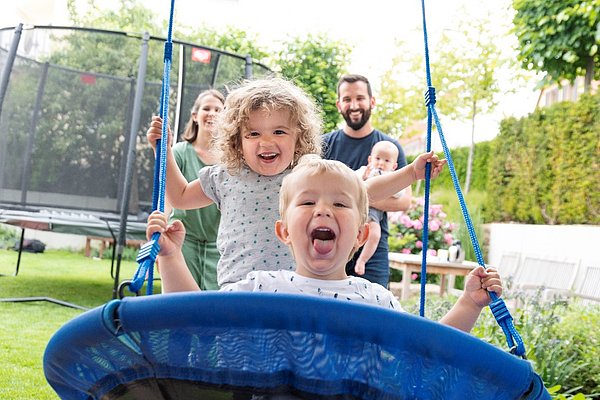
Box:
311 227 335 254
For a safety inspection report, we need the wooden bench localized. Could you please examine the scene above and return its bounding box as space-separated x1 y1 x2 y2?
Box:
84 236 145 259
389 252 477 300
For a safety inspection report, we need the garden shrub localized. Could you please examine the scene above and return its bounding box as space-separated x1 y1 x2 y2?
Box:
484 94 599 225
404 292 599 398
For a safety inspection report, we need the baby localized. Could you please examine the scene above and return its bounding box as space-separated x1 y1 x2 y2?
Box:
148 155 502 333
354 140 405 276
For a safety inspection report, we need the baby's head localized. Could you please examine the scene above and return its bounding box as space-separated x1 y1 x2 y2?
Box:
276 155 369 278
368 140 399 173
215 77 322 174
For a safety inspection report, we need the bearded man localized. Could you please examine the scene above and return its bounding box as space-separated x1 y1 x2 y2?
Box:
322 74 411 288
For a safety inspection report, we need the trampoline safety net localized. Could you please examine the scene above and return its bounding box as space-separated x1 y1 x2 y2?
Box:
0 25 271 216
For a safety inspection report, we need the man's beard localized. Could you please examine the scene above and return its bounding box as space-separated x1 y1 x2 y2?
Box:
343 107 371 131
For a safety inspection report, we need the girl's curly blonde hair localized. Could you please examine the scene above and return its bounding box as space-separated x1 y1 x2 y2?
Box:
214 77 323 174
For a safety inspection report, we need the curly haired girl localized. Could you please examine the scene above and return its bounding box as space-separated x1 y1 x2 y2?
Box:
147 77 322 287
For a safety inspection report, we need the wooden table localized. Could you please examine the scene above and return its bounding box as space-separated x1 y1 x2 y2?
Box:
389 252 478 300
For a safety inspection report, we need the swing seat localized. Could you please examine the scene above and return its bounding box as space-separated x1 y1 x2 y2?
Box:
44 292 549 400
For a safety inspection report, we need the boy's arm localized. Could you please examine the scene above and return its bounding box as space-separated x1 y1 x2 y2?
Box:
366 151 445 203
158 251 201 293
147 116 214 210
439 266 503 332
146 211 201 293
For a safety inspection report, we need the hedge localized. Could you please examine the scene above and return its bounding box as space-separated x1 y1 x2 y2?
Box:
416 93 599 225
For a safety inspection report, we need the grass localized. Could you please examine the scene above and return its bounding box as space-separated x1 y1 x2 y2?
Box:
0 249 142 400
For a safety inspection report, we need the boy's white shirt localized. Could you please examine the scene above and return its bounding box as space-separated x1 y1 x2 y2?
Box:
221 270 404 312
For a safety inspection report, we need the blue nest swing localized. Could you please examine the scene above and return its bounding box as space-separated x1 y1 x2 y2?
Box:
43 1 551 399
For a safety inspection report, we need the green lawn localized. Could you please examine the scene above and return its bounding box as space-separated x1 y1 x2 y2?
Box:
0 249 142 400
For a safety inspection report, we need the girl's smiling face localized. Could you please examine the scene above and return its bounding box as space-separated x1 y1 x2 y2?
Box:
241 108 298 176
193 95 223 136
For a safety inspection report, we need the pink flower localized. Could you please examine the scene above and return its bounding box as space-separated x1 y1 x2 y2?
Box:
430 204 442 216
412 220 423 230
427 249 437 256
388 211 401 224
400 214 412 228
438 212 447 219
416 240 423 249
444 233 454 245
429 220 440 231
411 273 418 280
401 248 412 254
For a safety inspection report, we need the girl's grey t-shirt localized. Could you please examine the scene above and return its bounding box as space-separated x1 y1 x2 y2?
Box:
198 165 294 287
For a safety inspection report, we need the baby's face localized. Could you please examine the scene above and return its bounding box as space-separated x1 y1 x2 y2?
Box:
276 171 367 280
241 108 297 176
369 147 397 172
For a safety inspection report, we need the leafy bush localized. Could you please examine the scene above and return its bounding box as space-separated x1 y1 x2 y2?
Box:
485 94 599 225
471 291 600 398
0 225 19 250
404 292 599 398
388 198 456 256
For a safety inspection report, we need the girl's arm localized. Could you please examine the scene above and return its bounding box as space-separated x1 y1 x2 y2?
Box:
365 151 446 203
439 266 503 332
369 185 412 212
147 116 214 210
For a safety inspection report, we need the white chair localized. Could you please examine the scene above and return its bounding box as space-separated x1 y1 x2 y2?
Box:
497 252 521 279
513 255 579 299
574 266 600 305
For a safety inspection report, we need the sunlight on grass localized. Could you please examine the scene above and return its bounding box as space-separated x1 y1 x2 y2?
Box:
0 249 147 399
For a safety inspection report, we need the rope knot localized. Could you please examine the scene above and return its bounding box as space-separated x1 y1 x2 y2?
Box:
424 86 436 106
136 239 160 264
163 42 173 62
489 298 511 322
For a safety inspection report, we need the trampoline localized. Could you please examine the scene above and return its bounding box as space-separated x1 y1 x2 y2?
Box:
0 24 272 300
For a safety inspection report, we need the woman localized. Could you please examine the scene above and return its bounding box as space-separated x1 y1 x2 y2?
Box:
168 89 224 289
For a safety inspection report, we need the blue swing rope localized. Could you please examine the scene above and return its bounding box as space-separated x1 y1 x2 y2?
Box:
418 0 526 357
127 0 176 295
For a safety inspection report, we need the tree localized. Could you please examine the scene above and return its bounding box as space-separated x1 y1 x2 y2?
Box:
371 40 427 139
513 0 600 92
274 34 351 132
182 25 270 67
431 18 506 194
375 13 511 194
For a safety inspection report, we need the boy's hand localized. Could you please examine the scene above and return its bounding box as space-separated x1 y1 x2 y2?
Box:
146 211 185 257
463 266 503 308
411 151 446 180
146 116 173 151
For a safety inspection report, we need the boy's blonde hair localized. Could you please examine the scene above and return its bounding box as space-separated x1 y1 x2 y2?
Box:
279 155 369 259
214 77 323 174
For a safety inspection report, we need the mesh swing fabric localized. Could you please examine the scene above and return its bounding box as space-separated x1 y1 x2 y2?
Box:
44 292 549 400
